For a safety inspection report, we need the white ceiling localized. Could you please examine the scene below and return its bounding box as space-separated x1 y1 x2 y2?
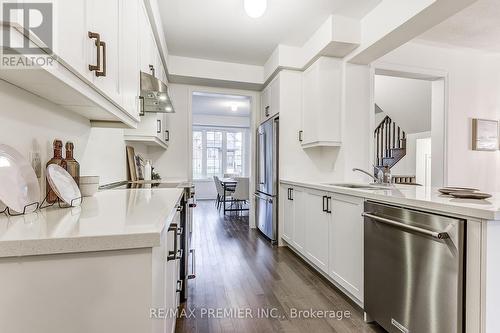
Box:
159 0 382 65
192 92 251 117
417 0 500 53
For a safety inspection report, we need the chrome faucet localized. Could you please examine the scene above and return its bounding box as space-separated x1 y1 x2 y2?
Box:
352 167 392 185
352 168 379 183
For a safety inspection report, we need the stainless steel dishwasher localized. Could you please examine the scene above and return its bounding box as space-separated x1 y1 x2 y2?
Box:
363 201 465 333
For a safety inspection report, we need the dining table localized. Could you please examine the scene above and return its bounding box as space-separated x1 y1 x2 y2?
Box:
220 177 249 215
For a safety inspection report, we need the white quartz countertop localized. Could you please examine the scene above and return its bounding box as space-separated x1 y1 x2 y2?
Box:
281 179 500 221
0 188 184 258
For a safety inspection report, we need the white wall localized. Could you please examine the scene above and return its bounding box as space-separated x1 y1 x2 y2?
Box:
375 75 432 134
0 80 144 192
192 114 250 128
149 84 191 182
391 131 431 176
378 41 500 192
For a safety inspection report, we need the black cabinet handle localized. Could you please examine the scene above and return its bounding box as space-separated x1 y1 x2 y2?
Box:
299 130 303 142
165 130 169 141
149 64 155 77
288 188 294 201
157 119 161 134
322 196 327 212
265 106 270 117
326 196 332 214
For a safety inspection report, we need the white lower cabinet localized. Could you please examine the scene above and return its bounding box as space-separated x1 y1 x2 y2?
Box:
281 185 294 243
329 194 364 302
303 188 330 273
292 187 307 253
280 183 364 304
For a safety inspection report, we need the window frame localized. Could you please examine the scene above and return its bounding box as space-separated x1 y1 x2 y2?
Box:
192 125 248 180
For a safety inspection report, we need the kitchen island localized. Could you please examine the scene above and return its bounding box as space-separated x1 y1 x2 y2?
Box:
280 179 500 333
0 188 185 333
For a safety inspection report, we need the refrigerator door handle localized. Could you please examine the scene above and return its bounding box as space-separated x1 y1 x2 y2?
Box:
258 131 266 185
254 192 273 203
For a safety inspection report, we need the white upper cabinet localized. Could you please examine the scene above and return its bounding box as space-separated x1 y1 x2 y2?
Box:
0 0 152 127
119 0 140 120
124 1 169 149
300 57 342 148
139 4 160 77
55 0 90 80
87 0 121 103
260 75 280 123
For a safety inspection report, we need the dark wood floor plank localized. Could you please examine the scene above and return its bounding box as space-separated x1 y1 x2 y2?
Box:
175 200 385 333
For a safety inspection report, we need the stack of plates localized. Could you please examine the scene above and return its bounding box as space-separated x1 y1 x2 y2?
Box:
438 187 491 199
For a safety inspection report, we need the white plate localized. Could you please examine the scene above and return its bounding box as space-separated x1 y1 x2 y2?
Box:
46 164 81 206
0 144 40 213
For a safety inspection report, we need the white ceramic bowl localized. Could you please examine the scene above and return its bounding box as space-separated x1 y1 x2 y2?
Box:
80 183 99 197
80 176 100 185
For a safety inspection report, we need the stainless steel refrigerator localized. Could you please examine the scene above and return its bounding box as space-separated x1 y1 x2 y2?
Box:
255 116 279 243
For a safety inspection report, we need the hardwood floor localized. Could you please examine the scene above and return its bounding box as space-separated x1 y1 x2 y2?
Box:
175 200 385 333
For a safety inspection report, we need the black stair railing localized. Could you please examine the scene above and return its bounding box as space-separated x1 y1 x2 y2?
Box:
374 115 406 169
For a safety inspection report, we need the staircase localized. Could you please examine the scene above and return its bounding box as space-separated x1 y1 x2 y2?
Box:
374 115 407 170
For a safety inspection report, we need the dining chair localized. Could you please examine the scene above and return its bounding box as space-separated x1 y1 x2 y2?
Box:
214 176 231 211
231 177 249 215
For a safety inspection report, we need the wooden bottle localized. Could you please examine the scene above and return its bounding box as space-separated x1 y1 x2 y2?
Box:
65 141 80 187
46 139 66 203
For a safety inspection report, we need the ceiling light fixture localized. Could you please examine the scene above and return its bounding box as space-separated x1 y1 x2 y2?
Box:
231 104 238 112
244 0 267 18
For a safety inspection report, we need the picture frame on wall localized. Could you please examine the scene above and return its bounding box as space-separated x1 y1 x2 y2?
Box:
472 118 499 151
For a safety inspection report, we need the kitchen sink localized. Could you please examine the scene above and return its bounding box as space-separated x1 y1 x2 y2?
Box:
324 183 390 190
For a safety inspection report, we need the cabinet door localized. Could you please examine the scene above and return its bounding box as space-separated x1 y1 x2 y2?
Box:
138 3 155 74
304 188 330 273
164 224 176 333
268 77 280 117
119 0 140 120
300 57 342 147
162 114 170 145
87 0 121 102
152 226 168 333
292 187 306 253
261 86 270 122
56 0 90 79
301 64 318 145
329 194 364 301
281 185 294 243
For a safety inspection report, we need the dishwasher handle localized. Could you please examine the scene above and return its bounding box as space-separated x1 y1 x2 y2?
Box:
362 212 449 240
